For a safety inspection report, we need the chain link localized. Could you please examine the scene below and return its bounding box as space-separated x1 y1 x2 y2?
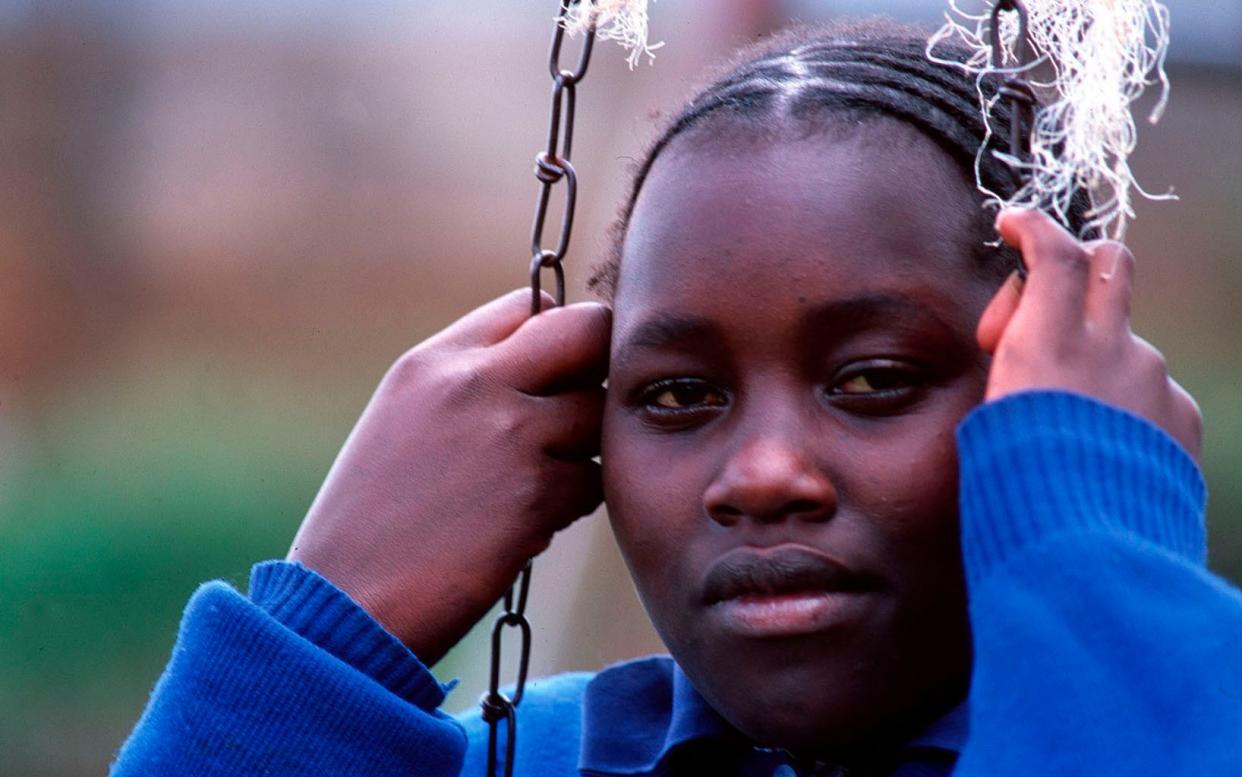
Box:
989 0 1036 277
480 4 598 777
529 3 597 315
989 0 1036 164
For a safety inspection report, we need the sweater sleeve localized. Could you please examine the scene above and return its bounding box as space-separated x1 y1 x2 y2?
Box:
110 561 467 776
952 391 1242 776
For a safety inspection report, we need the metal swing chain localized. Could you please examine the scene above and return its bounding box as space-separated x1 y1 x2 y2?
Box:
478 4 598 777
989 0 1038 277
990 0 1037 165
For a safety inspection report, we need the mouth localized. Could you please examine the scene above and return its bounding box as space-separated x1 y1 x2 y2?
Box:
701 545 882 638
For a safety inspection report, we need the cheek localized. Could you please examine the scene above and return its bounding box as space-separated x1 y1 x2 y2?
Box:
860 426 959 531
602 415 710 640
844 392 979 585
602 424 689 579
837 369 983 540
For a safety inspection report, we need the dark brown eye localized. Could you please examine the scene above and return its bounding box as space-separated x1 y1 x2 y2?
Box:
646 380 726 410
834 369 914 395
827 361 927 409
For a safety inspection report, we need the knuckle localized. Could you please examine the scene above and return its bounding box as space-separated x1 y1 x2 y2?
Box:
458 366 494 402
1006 207 1044 232
528 466 572 523
1087 239 1125 256
1115 245 1137 274
1025 233 1088 279
514 471 542 508
1172 379 1204 433
1082 320 1110 348
387 346 431 386
1187 399 1205 439
1045 239 1090 272
1132 338 1168 380
991 343 1027 373
1012 211 1080 262
1090 241 1135 278
1049 334 1087 364
493 402 533 440
432 355 498 405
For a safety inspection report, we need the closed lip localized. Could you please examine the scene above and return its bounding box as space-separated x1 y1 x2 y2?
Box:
700 545 882 606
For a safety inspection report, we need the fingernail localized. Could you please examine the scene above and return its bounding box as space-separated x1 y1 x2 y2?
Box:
558 301 612 321
1010 271 1025 292
994 207 1023 231
588 302 613 323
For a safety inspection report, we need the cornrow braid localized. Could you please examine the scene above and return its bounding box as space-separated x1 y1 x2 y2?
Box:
588 19 1092 299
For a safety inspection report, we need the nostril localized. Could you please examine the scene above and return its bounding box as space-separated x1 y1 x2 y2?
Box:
708 499 832 527
786 499 823 517
751 498 830 524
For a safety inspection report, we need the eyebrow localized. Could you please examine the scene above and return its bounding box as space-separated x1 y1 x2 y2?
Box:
802 293 958 338
613 293 961 367
612 314 723 368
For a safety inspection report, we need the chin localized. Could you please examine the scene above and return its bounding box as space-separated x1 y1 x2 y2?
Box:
676 630 971 762
698 652 901 755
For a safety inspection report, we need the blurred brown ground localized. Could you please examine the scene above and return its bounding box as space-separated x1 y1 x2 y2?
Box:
0 2 1238 775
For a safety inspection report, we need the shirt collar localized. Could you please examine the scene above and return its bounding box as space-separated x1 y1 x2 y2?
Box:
903 698 970 753
579 655 968 776
579 656 734 775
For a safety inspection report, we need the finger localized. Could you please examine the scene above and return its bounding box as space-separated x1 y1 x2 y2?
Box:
429 288 556 349
976 270 1025 354
996 208 1091 336
494 302 612 395
543 459 605 531
539 387 606 460
1168 378 1204 462
1083 241 1136 335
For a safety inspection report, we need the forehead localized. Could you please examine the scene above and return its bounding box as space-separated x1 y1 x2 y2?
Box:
614 122 988 340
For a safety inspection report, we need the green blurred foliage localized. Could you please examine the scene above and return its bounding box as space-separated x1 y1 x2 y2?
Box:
0 369 337 774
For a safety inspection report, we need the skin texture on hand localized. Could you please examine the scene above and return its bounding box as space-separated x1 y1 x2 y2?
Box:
288 289 610 665
978 208 1203 461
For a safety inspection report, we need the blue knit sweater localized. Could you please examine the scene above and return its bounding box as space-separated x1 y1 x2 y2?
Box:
111 392 1242 776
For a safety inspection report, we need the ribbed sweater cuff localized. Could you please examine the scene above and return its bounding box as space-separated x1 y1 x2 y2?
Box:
249 560 450 710
956 391 1207 588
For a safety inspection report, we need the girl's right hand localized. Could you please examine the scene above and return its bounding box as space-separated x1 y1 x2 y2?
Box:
289 289 610 665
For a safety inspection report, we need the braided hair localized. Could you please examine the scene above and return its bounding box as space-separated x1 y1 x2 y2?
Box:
588 19 1091 298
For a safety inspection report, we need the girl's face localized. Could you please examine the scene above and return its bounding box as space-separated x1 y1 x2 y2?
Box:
602 122 999 757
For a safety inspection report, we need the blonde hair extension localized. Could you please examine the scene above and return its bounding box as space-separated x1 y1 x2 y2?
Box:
928 0 1174 239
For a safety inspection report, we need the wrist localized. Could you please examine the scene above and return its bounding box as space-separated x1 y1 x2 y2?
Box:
957 390 1206 586
249 561 452 708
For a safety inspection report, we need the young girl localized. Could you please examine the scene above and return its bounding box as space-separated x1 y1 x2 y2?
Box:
112 21 1240 777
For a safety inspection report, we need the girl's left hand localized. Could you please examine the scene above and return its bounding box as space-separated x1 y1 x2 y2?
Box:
976 208 1203 461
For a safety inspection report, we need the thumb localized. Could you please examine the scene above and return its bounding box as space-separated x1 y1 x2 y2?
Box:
426 288 556 350
494 302 612 395
977 270 1024 355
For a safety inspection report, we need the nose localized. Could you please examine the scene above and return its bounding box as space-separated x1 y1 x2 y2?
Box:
703 433 838 527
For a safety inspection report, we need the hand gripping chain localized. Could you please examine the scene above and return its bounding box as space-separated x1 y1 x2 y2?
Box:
479 4 598 777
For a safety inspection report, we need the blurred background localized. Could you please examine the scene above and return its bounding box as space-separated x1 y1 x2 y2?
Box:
1 1 1238 774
